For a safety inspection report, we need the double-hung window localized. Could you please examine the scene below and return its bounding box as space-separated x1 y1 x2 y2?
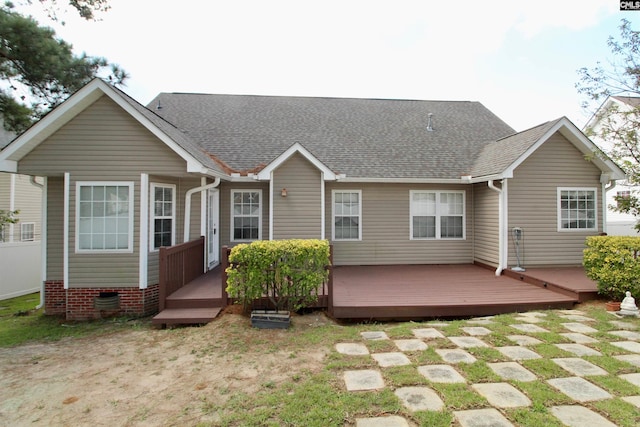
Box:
558 188 597 231
20 223 35 241
410 190 465 239
151 183 176 250
76 182 133 252
231 190 261 241
332 190 362 241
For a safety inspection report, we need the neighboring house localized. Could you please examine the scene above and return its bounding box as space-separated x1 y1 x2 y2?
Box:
584 95 638 236
0 79 626 319
0 126 43 301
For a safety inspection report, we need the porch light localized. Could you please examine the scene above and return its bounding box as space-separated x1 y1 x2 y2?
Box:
281 188 288 197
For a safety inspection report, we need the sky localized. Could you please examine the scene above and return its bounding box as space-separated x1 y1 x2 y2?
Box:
13 0 640 131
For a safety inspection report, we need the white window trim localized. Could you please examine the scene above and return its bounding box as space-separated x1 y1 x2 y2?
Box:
230 189 262 242
557 187 598 232
20 222 35 241
75 181 134 253
332 189 363 241
409 190 466 240
149 183 176 251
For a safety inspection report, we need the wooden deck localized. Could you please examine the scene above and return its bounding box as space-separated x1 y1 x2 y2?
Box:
153 263 598 325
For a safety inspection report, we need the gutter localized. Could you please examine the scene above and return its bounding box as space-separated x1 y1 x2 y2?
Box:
183 178 221 243
487 180 506 276
30 176 46 310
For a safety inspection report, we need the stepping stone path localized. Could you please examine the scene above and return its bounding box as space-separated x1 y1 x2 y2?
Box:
339 307 639 426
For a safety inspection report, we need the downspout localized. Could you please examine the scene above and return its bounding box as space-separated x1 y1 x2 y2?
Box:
603 176 616 235
30 176 46 309
183 178 221 243
487 180 506 276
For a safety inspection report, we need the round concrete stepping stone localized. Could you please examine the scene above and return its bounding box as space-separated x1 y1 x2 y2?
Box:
609 320 637 330
552 358 608 376
515 316 544 324
418 364 466 383
361 331 389 340
561 323 598 334
472 382 532 408
466 317 495 325
436 348 477 364
454 408 514 427
609 330 640 340
496 346 541 360
448 336 489 348
371 352 412 367
560 332 598 344
559 314 595 322
344 370 385 391
488 362 537 382
557 309 586 315
614 354 640 367
554 343 602 356
462 326 492 336
622 395 640 408
510 323 549 333
356 415 410 427
506 335 543 346
394 339 428 352
547 377 612 402
394 386 444 411
619 372 640 387
412 328 445 339
550 405 617 427
611 340 640 353
336 343 370 355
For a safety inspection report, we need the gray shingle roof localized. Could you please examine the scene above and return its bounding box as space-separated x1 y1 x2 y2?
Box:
147 94 515 179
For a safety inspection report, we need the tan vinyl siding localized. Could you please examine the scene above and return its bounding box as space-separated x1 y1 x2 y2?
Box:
219 181 270 249
46 177 64 280
14 174 42 241
508 132 603 267
272 153 322 239
473 182 499 267
325 183 473 265
17 95 192 288
0 173 9 210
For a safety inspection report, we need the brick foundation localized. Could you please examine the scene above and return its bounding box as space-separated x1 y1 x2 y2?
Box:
44 281 159 320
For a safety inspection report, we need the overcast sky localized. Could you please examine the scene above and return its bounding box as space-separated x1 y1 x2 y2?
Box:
14 0 640 131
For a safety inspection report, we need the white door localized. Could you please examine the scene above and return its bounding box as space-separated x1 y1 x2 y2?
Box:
207 188 219 268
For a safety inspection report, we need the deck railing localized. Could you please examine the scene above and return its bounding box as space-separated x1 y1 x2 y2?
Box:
158 236 205 311
221 244 334 313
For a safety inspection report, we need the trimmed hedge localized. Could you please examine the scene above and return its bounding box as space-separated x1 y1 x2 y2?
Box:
583 236 640 301
225 239 331 312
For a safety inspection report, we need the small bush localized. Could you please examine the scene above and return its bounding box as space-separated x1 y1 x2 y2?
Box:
583 236 640 300
226 239 331 311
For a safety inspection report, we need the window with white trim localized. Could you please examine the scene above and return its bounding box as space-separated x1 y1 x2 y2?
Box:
410 190 465 239
231 190 261 241
20 222 35 241
151 183 176 250
76 182 133 252
558 187 597 231
332 190 362 241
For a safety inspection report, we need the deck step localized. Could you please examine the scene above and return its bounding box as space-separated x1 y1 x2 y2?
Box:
152 307 222 326
165 297 224 309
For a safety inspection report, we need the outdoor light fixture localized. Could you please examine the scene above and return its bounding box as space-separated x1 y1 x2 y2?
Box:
281 188 288 197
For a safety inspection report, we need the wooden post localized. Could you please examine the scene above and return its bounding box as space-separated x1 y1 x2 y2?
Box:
221 246 229 307
158 246 167 311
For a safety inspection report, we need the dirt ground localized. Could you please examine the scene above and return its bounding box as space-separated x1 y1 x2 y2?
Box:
0 309 333 427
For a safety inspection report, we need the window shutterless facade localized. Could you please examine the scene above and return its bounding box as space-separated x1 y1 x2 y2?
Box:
410 190 465 239
558 187 597 231
231 190 262 241
332 190 362 241
20 222 35 241
151 183 176 250
76 182 134 252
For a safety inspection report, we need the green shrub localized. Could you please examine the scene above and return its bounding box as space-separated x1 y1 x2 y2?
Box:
226 239 331 311
583 236 640 300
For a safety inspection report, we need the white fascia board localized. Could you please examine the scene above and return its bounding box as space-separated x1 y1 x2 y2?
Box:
0 160 17 173
256 142 336 181
502 117 626 182
336 177 465 184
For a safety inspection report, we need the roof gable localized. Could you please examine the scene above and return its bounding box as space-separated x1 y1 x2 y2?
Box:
256 142 336 180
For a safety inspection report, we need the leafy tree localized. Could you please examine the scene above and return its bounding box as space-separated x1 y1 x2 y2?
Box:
0 209 18 241
577 19 640 230
0 2 126 133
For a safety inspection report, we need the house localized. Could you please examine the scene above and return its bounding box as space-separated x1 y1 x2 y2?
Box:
0 79 626 319
584 95 639 235
0 127 43 301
